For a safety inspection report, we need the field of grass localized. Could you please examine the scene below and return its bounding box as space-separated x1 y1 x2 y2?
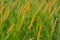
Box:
0 0 60 40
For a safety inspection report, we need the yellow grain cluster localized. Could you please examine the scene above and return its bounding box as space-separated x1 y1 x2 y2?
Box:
28 1 46 30
7 22 15 34
0 0 4 14
0 8 10 23
18 2 31 30
37 17 42 40
52 18 58 33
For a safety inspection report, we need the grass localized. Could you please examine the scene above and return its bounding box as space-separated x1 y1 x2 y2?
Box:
0 0 60 40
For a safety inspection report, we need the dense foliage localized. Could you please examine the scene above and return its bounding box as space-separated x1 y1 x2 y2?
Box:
0 0 60 40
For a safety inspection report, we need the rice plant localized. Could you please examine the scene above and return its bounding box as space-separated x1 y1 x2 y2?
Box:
0 0 60 40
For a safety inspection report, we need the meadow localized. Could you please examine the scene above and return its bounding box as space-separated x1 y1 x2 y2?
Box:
0 0 60 40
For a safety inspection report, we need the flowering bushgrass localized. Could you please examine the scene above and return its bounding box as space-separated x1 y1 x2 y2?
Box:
0 0 60 40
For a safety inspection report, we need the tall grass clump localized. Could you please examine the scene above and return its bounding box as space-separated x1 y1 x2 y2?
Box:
0 0 60 40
